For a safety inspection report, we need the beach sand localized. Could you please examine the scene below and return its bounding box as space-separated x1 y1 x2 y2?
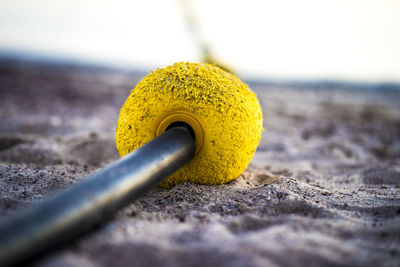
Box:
0 60 399 267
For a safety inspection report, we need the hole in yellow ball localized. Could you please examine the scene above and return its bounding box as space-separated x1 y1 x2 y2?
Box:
166 121 196 141
156 111 204 154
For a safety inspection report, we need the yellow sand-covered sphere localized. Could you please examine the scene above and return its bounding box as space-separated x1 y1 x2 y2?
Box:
116 62 263 187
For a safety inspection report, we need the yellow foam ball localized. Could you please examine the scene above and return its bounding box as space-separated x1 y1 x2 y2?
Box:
116 62 263 187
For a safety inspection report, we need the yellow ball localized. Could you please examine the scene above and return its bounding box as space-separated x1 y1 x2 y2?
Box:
116 62 263 187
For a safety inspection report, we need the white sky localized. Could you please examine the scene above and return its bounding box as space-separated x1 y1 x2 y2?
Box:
0 0 399 82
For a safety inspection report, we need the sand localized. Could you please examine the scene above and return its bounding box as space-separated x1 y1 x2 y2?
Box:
0 59 399 267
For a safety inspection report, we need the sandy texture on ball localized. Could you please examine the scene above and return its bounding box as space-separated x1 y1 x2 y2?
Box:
116 62 263 187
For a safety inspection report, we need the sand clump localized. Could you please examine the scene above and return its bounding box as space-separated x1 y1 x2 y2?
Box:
0 60 399 267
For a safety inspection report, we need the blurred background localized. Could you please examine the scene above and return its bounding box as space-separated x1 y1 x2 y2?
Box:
0 0 399 82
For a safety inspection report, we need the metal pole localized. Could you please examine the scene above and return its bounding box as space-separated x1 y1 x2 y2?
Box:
0 126 195 267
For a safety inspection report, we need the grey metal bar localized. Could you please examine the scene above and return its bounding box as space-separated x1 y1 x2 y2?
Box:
0 126 195 267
